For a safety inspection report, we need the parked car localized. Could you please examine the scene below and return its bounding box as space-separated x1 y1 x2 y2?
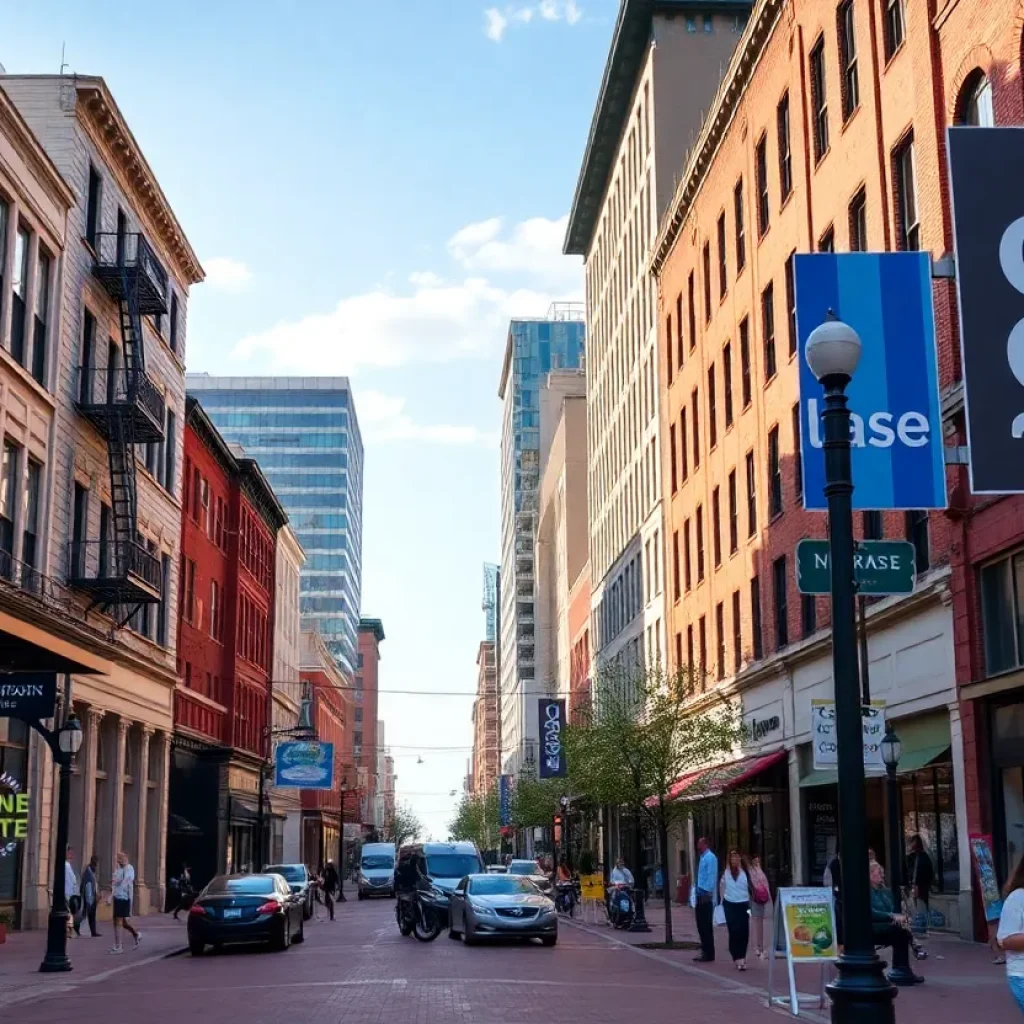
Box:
264 863 315 920
187 873 305 955
507 858 553 894
358 842 397 899
448 874 557 946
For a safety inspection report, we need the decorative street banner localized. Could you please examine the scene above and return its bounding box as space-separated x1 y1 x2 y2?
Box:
795 253 946 510
0 673 57 721
498 774 512 825
811 699 886 773
796 539 916 596
273 741 334 790
947 127 1024 493
538 698 567 779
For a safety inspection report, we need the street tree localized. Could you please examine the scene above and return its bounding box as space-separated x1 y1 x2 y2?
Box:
449 788 500 852
567 663 743 945
382 802 423 850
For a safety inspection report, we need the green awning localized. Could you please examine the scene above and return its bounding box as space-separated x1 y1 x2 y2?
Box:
799 712 951 788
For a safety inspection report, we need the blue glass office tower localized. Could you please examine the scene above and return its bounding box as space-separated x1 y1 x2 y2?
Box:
497 308 585 774
186 376 363 675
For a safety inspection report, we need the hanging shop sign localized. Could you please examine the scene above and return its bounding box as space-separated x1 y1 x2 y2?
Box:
273 741 335 790
0 673 57 721
537 698 567 779
811 699 886 773
767 887 837 1016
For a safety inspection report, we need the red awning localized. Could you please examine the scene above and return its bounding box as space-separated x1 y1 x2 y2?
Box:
663 749 788 803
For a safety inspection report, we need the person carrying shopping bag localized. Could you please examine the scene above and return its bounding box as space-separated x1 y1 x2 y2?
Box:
719 848 752 971
693 837 718 963
748 854 772 959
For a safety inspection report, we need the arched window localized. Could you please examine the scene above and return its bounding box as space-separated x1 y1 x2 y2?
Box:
958 71 995 126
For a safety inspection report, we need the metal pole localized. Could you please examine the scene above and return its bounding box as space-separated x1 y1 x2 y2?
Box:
886 763 914 984
40 675 73 973
820 378 896 1023
859 595 871 706
337 787 347 902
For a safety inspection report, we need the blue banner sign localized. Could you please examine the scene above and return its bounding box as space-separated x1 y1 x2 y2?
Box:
538 698 567 779
796 253 946 511
499 774 512 825
274 741 334 790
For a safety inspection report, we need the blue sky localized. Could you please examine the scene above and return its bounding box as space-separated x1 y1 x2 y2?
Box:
8 0 613 840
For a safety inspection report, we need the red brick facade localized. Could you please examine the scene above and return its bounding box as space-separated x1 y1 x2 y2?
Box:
357 619 384 827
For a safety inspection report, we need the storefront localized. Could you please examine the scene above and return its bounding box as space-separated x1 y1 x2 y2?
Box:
984 696 1024 884
0 718 29 927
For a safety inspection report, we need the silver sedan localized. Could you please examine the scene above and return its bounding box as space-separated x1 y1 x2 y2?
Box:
448 874 557 946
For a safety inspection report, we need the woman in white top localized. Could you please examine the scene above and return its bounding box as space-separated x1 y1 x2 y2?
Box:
719 848 752 970
996 855 1024 1014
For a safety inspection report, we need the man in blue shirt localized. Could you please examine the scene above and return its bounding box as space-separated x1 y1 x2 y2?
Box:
694 837 718 962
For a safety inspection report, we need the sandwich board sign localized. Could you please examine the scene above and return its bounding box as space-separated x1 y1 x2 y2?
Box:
767 888 838 1016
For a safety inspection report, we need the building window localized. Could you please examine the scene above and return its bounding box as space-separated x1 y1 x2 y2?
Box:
740 317 752 408
745 450 757 538
0 443 18 575
703 241 712 323
683 519 692 591
680 408 689 481
728 469 738 554
169 293 180 353
676 293 685 368
810 36 829 161
32 249 50 386
762 281 776 380
210 579 220 640
688 271 696 350
691 388 700 469
734 178 746 273
99 503 111 577
666 314 674 386
696 505 705 583
10 226 29 367
849 188 868 251
715 602 725 681
698 616 707 679
164 409 176 492
981 553 1024 674
670 424 678 493
895 133 920 251
158 554 170 647
22 459 41 573
673 531 681 601
86 165 102 248
751 575 763 659
819 226 835 253
717 212 728 299
884 0 905 61
792 403 803 505
723 341 734 428
184 557 196 625
756 133 770 236
784 252 797 357
957 72 994 127
863 510 883 539
708 363 717 448
777 92 792 201
768 425 782 517
905 510 929 574
70 481 87 578
838 0 859 120
732 590 742 672
802 594 817 637
773 555 789 649
712 486 722 567
687 624 695 670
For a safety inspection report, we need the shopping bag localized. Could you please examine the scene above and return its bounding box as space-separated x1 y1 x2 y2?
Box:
713 903 726 927
689 885 697 909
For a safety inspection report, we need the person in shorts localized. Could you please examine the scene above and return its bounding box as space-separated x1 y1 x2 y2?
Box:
110 851 140 954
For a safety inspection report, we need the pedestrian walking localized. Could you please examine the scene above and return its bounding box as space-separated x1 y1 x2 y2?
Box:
171 863 193 920
323 860 339 921
65 846 81 937
110 852 140 954
996 855 1024 1014
81 855 101 938
693 837 718 963
720 848 752 971
908 835 934 935
748 854 771 959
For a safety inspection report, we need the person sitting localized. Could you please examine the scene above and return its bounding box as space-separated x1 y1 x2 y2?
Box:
870 861 924 985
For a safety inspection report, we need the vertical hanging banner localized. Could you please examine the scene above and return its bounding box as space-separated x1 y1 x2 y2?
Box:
498 774 512 826
795 253 946 510
947 127 1024 493
538 698 567 779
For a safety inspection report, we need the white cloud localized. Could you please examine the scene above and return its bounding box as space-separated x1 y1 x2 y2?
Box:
484 2 583 41
231 214 583 376
358 391 499 447
203 257 253 292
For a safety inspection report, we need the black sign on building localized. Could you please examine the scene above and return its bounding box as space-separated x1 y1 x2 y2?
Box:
0 673 58 722
948 126 1024 494
538 698 567 779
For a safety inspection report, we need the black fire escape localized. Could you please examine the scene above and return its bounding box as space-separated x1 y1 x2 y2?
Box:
70 231 166 620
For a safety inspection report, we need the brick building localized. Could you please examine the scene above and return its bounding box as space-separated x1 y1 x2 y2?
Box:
357 618 384 828
646 0 1024 937
471 641 499 796
168 398 286 888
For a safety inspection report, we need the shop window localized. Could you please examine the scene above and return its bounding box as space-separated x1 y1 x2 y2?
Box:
900 764 959 894
981 553 1024 675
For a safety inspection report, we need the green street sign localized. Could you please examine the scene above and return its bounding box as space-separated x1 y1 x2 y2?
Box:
796 539 917 596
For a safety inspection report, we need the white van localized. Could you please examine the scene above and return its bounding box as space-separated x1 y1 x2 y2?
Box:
358 842 397 898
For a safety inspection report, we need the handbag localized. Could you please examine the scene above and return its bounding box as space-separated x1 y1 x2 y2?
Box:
713 903 727 927
753 880 771 905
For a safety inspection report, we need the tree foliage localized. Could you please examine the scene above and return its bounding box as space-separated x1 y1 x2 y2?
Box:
381 802 423 850
449 788 500 851
568 663 743 943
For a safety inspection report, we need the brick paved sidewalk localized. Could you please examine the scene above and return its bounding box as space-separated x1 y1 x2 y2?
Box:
0 911 188 1006
568 897 1023 1023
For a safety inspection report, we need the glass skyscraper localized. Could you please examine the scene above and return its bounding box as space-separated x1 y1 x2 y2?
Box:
186 376 363 674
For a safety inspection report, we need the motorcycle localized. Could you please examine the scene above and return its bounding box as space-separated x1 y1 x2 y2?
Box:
555 879 580 917
396 888 446 942
606 885 635 930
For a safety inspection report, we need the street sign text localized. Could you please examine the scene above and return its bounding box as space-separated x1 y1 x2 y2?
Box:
796 539 916 596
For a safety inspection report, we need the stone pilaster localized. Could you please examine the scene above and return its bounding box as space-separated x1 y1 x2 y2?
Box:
80 708 104 865
153 731 171 913
110 718 128 867
135 726 153 913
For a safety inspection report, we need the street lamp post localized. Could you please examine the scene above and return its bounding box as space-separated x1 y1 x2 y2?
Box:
881 724 915 986
38 704 83 974
337 779 349 903
805 313 896 1023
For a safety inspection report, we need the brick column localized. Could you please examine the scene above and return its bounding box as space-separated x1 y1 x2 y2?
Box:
110 718 129 866
80 708 104 865
153 731 171 913
135 726 153 913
